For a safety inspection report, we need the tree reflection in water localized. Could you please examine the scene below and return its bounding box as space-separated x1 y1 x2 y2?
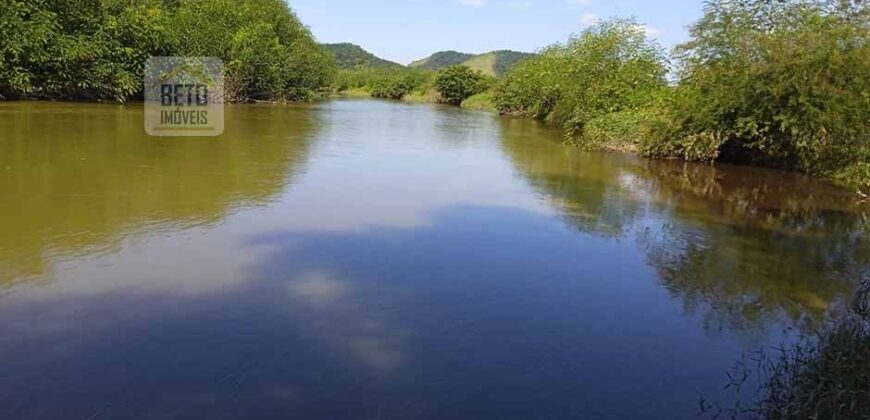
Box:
501 118 870 336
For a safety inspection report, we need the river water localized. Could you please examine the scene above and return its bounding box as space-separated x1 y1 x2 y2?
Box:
1 99 867 419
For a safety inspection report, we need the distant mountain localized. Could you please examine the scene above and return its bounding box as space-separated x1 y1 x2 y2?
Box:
409 51 474 71
463 50 536 76
321 43 404 70
409 50 535 76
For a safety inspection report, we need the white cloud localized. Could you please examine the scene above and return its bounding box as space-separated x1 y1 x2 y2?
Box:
580 13 600 26
459 0 486 7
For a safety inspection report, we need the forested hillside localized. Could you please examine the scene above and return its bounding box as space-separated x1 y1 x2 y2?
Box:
321 43 404 70
410 50 534 76
409 51 473 71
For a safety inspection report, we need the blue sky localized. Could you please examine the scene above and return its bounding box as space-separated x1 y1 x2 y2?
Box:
291 0 705 64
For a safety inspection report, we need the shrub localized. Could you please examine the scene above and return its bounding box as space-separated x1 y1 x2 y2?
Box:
494 18 668 140
434 65 491 105
649 0 870 187
369 70 429 100
0 0 176 101
703 278 870 419
460 90 497 112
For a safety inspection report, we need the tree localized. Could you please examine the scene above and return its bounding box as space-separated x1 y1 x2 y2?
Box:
0 0 336 102
434 65 490 106
644 0 870 188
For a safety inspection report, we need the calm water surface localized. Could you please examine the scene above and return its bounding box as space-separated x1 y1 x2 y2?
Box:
1 100 867 419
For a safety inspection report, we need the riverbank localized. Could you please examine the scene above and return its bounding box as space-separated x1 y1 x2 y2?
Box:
330 89 868 195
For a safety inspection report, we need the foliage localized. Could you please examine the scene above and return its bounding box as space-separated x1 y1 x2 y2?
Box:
334 68 431 100
167 0 335 102
494 18 668 140
0 0 336 102
646 0 870 188
321 43 404 70
369 70 430 100
760 316 870 419
460 91 497 111
434 65 492 106
703 278 870 419
0 0 176 100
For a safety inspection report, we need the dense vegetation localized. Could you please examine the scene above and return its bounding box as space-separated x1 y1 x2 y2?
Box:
334 67 432 100
492 1 869 189
434 65 492 105
321 43 404 70
703 280 870 419
646 0 869 189
2 0 866 188
367 69 430 100
0 0 335 102
494 18 668 144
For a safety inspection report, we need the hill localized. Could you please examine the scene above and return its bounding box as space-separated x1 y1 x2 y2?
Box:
409 51 474 71
321 43 404 70
410 50 535 76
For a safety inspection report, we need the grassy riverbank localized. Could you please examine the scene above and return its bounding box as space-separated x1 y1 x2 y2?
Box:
490 2 869 191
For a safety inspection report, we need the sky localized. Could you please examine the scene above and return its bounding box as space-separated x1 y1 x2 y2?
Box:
291 0 705 65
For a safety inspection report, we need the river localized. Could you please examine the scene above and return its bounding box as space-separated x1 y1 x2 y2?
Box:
0 99 867 419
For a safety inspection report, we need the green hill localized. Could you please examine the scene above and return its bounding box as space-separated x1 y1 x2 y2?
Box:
409 51 474 71
410 50 535 76
321 43 404 70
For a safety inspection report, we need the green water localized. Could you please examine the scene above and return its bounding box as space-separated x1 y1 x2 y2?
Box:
0 100 867 419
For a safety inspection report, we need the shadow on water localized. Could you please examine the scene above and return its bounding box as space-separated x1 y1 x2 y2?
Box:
499 117 870 337
0 102 320 285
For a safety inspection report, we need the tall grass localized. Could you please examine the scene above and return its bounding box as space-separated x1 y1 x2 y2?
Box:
703 278 870 420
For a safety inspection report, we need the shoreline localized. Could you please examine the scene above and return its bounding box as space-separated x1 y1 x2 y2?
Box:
3 96 867 198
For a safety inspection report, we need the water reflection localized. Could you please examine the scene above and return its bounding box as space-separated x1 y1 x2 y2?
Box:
499 118 645 238
501 121 870 335
637 161 869 335
0 99 868 419
284 270 405 370
0 102 319 285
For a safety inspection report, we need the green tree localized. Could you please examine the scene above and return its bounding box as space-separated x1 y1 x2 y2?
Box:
494 18 667 141
434 65 490 106
0 0 335 102
644 0 870 188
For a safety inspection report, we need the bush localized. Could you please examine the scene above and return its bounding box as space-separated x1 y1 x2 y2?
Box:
0 0 336 102
648 0 870 187
0 0 176 101
369 70 429 100
434 65 491 105
494 18 667 140
171 0 335 102
703 278 870 420
460 90 497 112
